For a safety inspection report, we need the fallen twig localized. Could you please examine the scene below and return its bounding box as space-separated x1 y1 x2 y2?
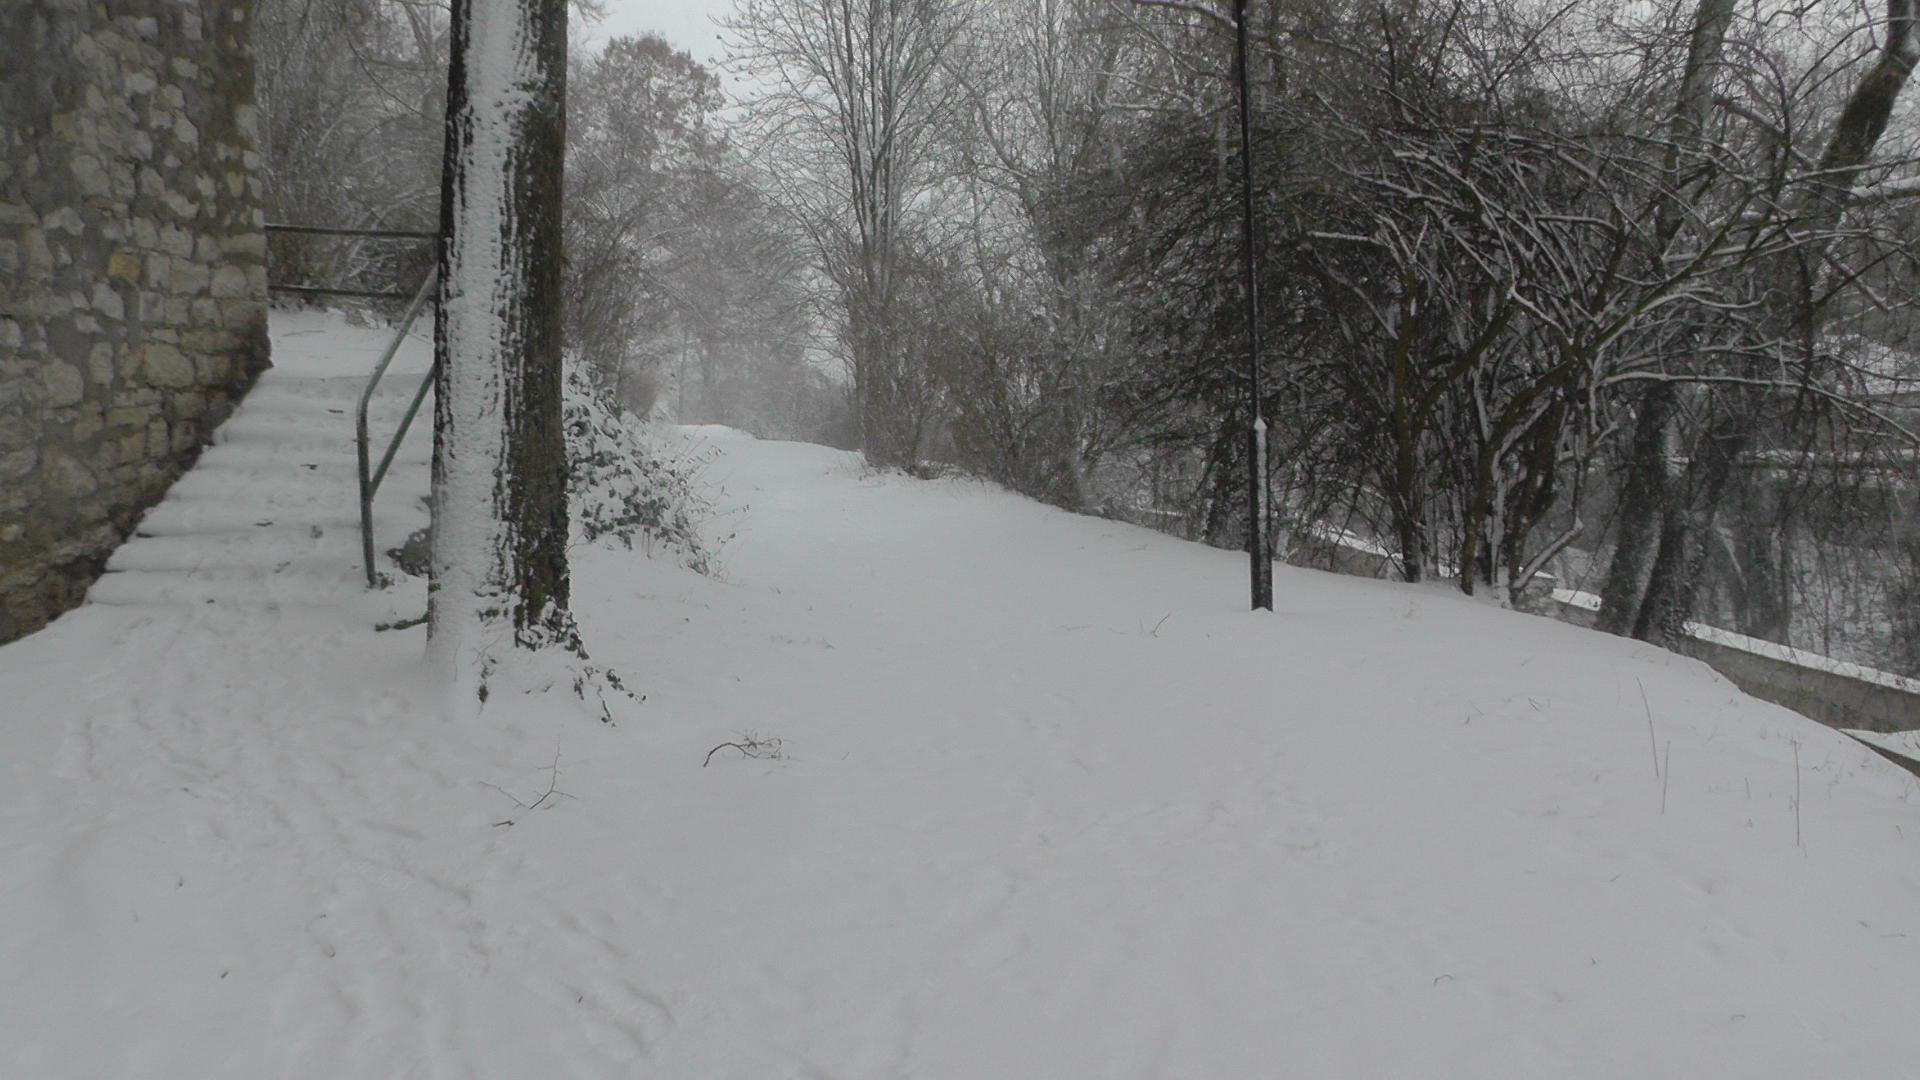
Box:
704 730 785 767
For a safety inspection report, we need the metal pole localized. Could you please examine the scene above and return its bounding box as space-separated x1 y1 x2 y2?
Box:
357 266 440 588
1235 0 1273 610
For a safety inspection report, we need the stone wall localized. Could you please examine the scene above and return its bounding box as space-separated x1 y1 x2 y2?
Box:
0 0 268 642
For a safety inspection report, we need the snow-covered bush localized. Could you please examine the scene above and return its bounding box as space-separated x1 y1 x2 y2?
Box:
564 357 713 575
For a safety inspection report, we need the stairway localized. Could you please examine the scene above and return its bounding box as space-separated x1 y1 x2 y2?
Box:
87 311 434 612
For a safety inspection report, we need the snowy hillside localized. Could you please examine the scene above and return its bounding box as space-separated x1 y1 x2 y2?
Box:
1 313 1917 1078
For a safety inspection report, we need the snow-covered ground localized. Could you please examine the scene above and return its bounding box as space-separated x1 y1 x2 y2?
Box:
2 313 1917 1078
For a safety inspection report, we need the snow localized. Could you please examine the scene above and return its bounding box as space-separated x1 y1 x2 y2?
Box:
2 313 1919 1078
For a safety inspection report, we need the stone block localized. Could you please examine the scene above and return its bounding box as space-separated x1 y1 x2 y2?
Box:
220 298 256 327
88 343 114 385
209 264 247 298
105 404 157 429
111 387 162 407
0 450 37 481
192 350 228 382
140 343 194 387
191 298 219 326
166 261 209 294
155 227 190 259
107 251 141 281
221 232 265 258
179 328 222 353
69 154 111 197
41 363 85 407
72 403 103 441
173 116 199 148
42 207 84 235
23 229 53 274
167 390 210 421
145 417 170 456
91 282 125 320
42 450 94 497
163 191 199 219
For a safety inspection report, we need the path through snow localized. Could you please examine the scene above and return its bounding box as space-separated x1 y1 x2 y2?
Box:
1 312 1917 1078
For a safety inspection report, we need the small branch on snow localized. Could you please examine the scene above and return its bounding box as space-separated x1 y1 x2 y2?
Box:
487 739 573 826
704 730 785 767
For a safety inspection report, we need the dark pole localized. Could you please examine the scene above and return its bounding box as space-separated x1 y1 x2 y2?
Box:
1234 0 1273 610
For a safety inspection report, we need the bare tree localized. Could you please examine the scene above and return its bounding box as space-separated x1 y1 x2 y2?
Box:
1613 0 1919 646
727 0 974 467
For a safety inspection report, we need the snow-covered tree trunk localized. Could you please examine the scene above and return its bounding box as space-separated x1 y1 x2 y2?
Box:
428 0 571 696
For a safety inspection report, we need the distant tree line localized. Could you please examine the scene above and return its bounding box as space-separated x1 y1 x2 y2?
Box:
728 0 1920 674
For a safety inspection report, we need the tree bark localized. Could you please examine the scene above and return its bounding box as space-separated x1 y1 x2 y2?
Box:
1595 382 1674 635
428 0 572 687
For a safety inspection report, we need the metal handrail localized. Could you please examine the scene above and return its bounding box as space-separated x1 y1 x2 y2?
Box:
266 223 439 240
356 267 439 588
270 283 415 301
266 222 438 302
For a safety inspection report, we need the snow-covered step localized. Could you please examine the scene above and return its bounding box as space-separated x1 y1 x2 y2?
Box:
86 310 434 612
87 565 366 607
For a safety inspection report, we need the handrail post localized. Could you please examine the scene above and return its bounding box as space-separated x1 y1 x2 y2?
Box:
357 267 439 588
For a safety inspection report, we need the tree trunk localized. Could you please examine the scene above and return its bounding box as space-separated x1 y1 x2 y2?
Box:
1633 417 1737 646
1596 382 1674 635
428 0 572 689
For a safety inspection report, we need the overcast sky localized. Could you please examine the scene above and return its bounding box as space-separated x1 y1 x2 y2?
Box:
578 0 739 69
